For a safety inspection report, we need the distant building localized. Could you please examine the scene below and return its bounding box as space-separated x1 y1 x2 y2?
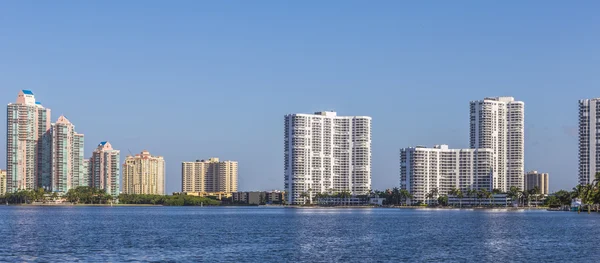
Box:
401 145 494 204
181 158 238 194
284 111 372 205
232 191 285 205
90 142 120 195
123 150 165 195
448 194 511 207
182 192 231 200
6 90 51 192
470 97 524 192
48 115 85 193
579 98 600 185
73 134 87 188
0 170 6 195
525 171 549 195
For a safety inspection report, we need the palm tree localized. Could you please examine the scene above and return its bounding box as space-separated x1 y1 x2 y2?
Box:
530 186 540 207
299 192 309 205
482 189 493 206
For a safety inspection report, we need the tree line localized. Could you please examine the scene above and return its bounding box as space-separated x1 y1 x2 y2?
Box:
0 187 220 206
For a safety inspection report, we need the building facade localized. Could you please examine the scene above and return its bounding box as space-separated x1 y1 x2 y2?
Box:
123 150 165 195
525 171 549 195
579 98 600 185
470 97 524 192
90 141 120 195
400 145 494 204
6 90 51 192
232 191 285 205
48 115 85 193
284 111 372 205
0 170 6 195
72 134 87 188
181 158 238 193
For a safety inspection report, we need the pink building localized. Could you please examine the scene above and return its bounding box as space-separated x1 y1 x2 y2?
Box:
6 90 51 192
90 141 120 195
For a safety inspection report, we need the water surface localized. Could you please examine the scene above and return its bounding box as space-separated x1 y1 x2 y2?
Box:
0 206 596 262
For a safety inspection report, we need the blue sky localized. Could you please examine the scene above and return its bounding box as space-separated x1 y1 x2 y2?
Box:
1 1 599 193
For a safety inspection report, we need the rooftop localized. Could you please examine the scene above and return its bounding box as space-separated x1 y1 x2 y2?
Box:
22 90 34 95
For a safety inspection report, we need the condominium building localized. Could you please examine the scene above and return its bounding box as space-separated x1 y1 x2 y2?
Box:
470 97 524 192
525 171 549 195
6 90 51 192
0 170 6 195
181 158 238 193
77 159 90 188
72 135 87 188
579 98 600 185
400 145 494 204
123 150 165 195
48 115 85 193
284 111 371 205
90 141 120 195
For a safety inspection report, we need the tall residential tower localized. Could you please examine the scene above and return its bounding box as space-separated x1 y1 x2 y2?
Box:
48 115 85 193
470 97 524 192
122 150 165 195
181 158 238 193
6 90 51 192
284 111 371 205
578 98 600 185
90 141 120 195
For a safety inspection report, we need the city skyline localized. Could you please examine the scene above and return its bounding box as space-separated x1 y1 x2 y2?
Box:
2 2 599 193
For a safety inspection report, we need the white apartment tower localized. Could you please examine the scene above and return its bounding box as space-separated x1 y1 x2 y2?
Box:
470 97 524 192
400 145 494 204
578 98 600 185
284 111 371 205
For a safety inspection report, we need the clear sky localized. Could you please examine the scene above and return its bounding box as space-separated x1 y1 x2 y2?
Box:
1 1 599 193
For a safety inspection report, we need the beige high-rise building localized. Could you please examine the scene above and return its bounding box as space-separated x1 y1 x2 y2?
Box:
181 158 238 193
122 150 165 195
0 170 6 195
525 171 549 195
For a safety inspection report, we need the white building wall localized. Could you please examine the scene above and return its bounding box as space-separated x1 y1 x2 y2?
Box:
285 111 371 205
400 145 494 204
470 97 524 192
579 98 599 185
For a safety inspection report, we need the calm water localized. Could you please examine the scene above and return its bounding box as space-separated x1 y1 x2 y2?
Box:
0 206 597 262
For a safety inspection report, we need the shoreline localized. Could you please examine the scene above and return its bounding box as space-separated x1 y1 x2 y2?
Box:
2 204 551 210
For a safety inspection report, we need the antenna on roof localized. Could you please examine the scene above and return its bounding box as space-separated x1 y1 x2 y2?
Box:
128 149 133 156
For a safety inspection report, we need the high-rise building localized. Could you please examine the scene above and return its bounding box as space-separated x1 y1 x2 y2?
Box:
525 171 549 195
284 111 372 205
48 115 85 193
470 97 524 192
6 90 51 192
0 170 6 195
90 141 120 195
72 134 87 188
78 159 90 188
181 158 238 193
400 145 494 204
579 98 600 185
122 150 165 195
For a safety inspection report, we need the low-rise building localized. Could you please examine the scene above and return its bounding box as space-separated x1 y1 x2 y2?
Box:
447 194 511 207
232 191 285 205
